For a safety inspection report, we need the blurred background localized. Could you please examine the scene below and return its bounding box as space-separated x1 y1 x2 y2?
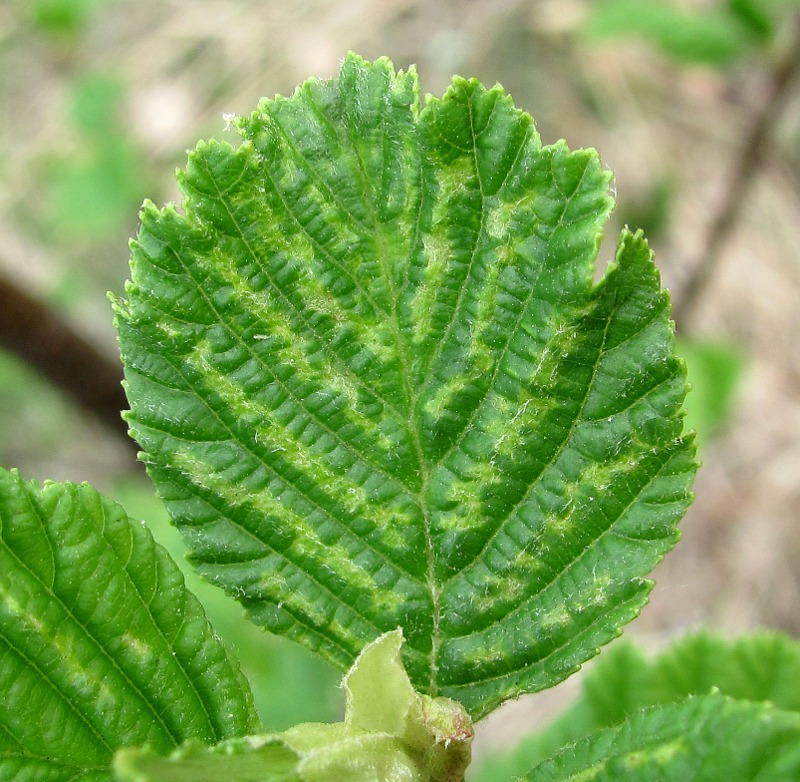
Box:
1 0 799 775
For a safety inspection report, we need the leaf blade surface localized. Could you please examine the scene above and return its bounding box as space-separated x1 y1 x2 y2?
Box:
472 630 800 781
116 53 696 718
0 468 259 782
523 693 800 781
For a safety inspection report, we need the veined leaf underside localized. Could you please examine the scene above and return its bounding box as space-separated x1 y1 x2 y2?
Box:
116 53 696 719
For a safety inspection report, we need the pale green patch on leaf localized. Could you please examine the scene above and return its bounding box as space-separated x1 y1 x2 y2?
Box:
115 738 303 782
522 693 800 781
0 468 259 782
114 630 473 782
114 52 696 719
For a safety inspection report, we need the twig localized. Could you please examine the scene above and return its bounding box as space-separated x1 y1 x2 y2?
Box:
0 272 134 449
672 17 800 329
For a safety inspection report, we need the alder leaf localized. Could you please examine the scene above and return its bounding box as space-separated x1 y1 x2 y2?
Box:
523 693 800 781
0 468 259 782
115 53 696 719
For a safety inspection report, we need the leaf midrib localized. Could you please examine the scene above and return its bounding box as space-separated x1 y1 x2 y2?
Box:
134 171 441 664
337 81 443 693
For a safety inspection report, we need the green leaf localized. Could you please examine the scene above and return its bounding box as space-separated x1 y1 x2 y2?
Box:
473 630 800 780
645 630 800 711
114 738 304 782
728 0 776 41
584 1 749 67
115 53 696 719
0 468 259 782
522 693 800 781
26 0 115 35
114 630 473 782
110 477 342 731
678 339 744 446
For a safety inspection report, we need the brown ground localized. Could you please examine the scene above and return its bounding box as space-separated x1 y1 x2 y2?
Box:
2 0 799 762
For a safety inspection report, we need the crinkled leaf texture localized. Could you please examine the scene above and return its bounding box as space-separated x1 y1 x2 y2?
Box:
523 693 800 781
115 52 696 719
0 468 259 782
473 630 800 780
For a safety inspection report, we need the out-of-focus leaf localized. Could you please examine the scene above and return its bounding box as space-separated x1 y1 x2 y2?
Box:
471 630 800 781
70 74 125 139
50 139 144 236
25 0 116 36
728 0 776 41
679 339 745 446
523 693 800 781
646 630 800 711
584 1 750 67
43 71 149 239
